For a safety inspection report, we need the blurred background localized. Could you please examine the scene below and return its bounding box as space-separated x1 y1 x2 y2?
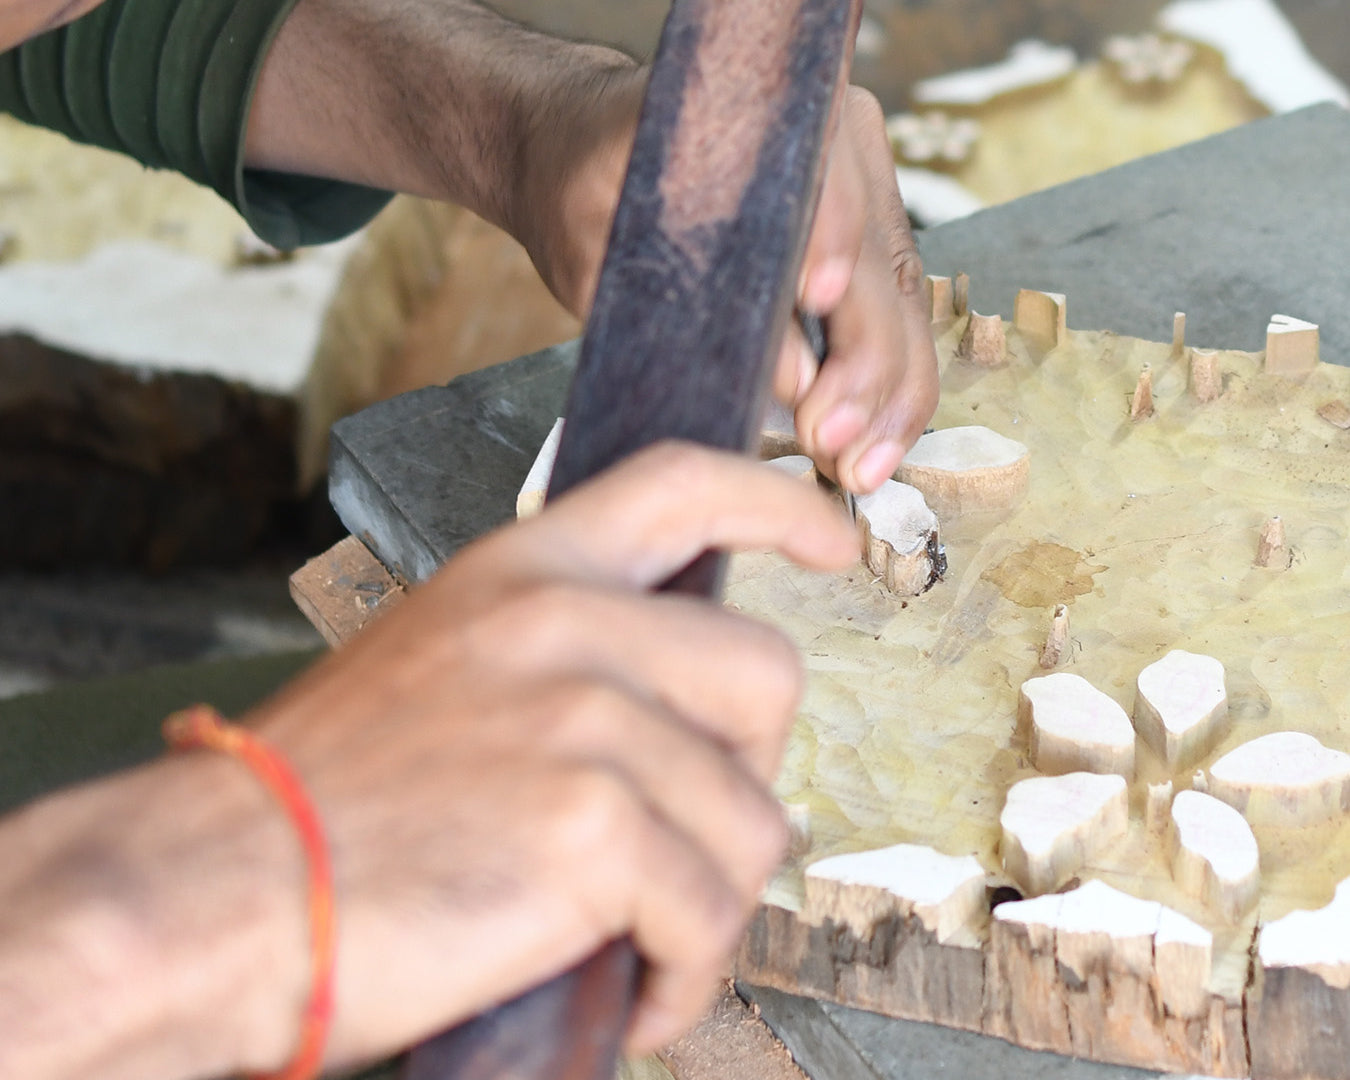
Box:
1 0 1346 702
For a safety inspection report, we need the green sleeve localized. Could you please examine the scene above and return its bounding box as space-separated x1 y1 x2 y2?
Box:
0 0 393 248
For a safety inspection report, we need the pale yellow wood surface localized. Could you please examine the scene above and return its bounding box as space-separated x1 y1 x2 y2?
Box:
729 308 1350 1074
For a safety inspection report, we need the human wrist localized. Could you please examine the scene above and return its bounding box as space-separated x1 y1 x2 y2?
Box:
0 752 310 1080
504 51 645 315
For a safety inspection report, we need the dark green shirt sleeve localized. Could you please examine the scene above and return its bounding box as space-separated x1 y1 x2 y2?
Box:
0 0 393 248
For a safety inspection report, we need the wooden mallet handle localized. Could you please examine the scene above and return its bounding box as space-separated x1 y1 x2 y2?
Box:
404 1 862 1076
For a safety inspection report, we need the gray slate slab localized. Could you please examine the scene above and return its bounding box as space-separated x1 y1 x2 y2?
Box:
741 984 1159 1080
917 103 1350 362
328 341 576 583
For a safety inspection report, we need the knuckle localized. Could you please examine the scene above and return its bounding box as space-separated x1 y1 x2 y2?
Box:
544 677 632 744
553 766 642 859
894 242 927 296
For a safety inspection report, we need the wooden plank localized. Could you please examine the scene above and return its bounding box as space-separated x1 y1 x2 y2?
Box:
288 535 404 647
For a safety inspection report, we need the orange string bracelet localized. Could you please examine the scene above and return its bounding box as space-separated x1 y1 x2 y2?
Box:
163 705 336 1080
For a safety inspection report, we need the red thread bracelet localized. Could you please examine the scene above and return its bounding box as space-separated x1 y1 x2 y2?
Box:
163 705 336 1080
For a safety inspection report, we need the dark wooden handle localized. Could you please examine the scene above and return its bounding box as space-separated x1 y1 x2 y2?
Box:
405 0 861 1076
404 941 638 1080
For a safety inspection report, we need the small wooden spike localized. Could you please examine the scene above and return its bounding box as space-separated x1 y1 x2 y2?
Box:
855 480 943 596
1317 399 1350 430
1169 789 1259 923
1189 347 1221 403
1207 731 1350 827
1146 781 1174 833
1259 877 1350 991
766 455 817 483
953 272 971 316
804 843 987 943
956 311 1008 368
1265 314 1320 376
1133 650 1228 768
925 275 956 322
516 418 565 518
1256 515 1288 568
1019 672 1135 778
1171 311 1186 356
897 426 1028 518
1038 604 1070 670
1012 289 1066 349
1130 364 1154 420
1000 772 1127 896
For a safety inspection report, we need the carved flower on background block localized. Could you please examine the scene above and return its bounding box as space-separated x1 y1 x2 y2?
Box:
1102 33 1195 86
886 111 981 167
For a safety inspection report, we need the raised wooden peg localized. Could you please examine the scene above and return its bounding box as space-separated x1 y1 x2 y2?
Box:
1019 672 1135 778
925 275 956 322
1259 876 1350 991
1169 789 1260 922
897 426 1029 518
953 272 970 317
1189 348 1221 403
1013 289 1066 349
804 843 987 943
1256 516 1288 568
1000 771 1128 896
1038 604 1070 670
1146 780 1174 833
1206 731 1350 827
1171 311 1186 357
855 480 944 596
1130 364 1155 420
1265 315 1319 376
957 311 1008 368
1133 650 1227 768
990 880 1213 1027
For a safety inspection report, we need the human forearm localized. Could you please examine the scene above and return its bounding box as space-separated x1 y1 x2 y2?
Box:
246 0 640 272
0 755 306 1080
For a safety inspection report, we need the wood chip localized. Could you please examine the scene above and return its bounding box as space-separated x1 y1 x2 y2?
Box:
1169 789 1260 921
1207 731 1350 827
1133 649 1228 767
1000 772 1128 896
1019 672 1136 778
805 842 987 943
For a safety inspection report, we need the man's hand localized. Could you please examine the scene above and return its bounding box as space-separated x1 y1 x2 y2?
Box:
0 444 856 1079
258 444 856 1066
515 80 939 497
246 0 938 495
778 87 940 494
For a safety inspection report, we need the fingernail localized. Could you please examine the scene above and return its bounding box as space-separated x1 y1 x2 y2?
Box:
854 441 905 491
796 338 818 402
804 257 852 311
814 402 867 455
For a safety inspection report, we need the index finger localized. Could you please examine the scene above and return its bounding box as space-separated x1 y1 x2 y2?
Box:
492 442 858 591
